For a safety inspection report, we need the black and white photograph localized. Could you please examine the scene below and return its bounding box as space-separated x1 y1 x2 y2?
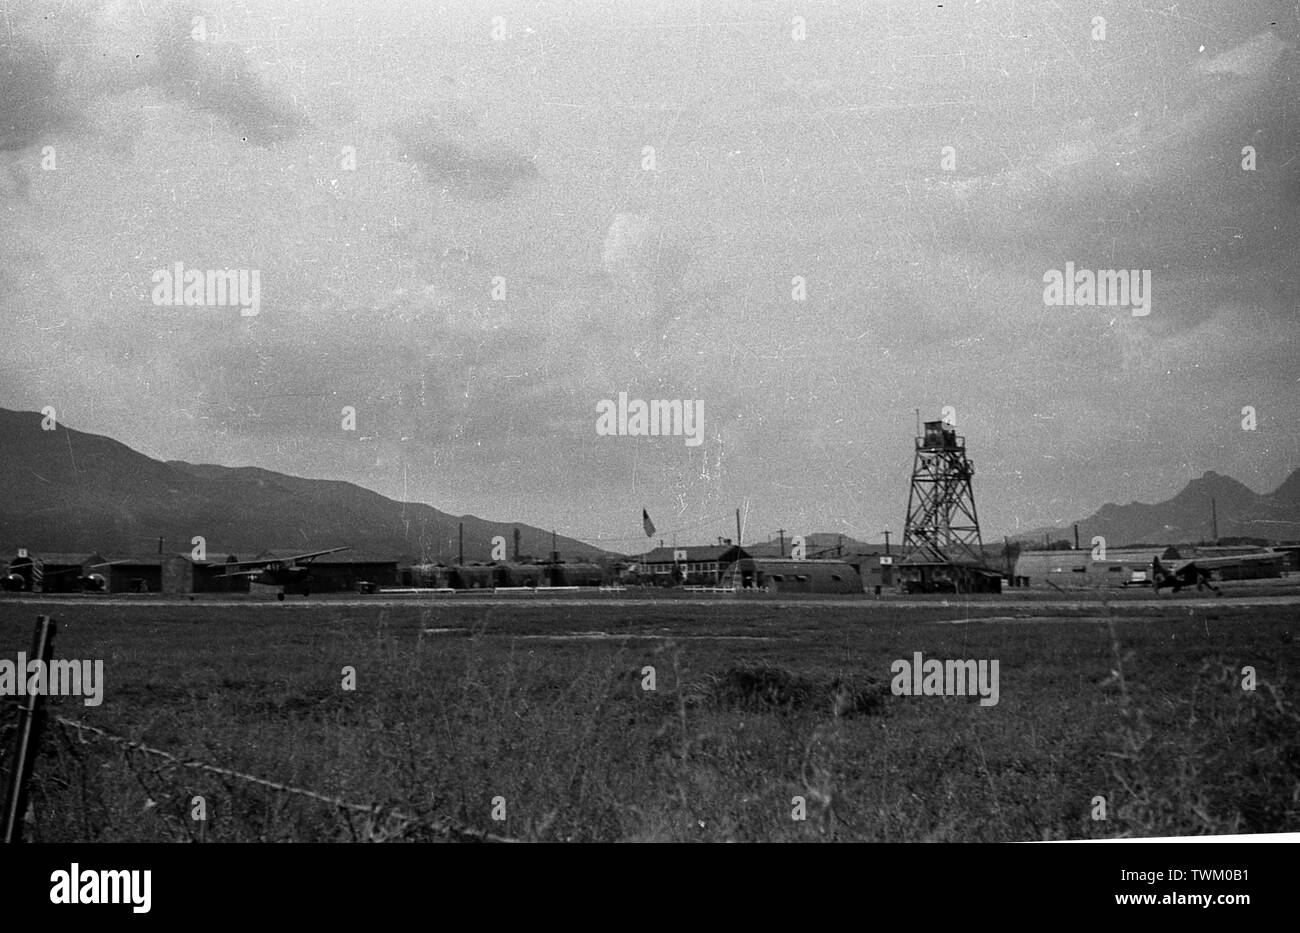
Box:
0 0 1296 900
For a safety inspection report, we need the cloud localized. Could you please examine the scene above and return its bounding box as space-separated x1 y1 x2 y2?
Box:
401 131 539 200
1195 31 1291 78
0 38 78 153
2 2 307 156
915 30 1299 326
151 6 308 146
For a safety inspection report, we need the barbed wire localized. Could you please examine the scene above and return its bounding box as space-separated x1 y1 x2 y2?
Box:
19 712 521 843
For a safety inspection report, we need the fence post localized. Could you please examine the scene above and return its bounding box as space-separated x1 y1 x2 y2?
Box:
2 615 57 843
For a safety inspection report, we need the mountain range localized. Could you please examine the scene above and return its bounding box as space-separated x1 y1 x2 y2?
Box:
1017 469 1300 547
0 408 611 562
4 407 1296 560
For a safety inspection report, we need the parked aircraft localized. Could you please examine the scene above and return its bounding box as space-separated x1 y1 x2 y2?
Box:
2 559 121 592
1151 549 1284 595
1151 555 1221 594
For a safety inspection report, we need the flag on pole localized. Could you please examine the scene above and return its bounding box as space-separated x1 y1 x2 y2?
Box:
642 508 656 537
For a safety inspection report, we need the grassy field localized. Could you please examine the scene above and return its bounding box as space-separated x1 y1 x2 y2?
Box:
1 595 1297 842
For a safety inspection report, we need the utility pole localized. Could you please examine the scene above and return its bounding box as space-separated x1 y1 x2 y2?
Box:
458 523 464 565
735 509 742 548
882 530 891 556
777 529 786 557
1073 524 1080 550
551 529 558 562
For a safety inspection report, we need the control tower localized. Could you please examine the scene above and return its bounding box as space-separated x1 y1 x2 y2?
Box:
900 419 993 592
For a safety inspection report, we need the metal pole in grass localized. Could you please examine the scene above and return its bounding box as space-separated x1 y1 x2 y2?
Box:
2 615 56 843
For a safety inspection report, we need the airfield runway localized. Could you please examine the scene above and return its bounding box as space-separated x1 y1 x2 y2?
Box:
5 592 1300 611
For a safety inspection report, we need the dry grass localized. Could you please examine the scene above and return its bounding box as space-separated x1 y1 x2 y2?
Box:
1 597 1296 841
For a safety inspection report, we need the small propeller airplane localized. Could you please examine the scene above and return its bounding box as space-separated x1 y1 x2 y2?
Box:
220 546 351 600
1152 547 1286 595
1150 555 1222 595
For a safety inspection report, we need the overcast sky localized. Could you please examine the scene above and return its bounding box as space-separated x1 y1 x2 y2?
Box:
2 0 1297 553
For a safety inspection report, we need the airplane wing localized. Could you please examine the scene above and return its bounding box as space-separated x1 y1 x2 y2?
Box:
220 546 351 570
38 565 96 579
41 559 137 577
1179 552 1276 571
291 546 352 564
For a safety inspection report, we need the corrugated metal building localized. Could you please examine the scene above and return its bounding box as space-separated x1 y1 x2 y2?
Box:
493 561 548 587
843 551 896 591
548 561 605 587
161 553 252 594
91 556 163 593
403 563 453 588
1014 546 1281 587
731 558 863 594
898 561 1003 594
449 564 495 589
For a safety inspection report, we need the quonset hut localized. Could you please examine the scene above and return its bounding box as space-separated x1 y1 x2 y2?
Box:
449 564 496 589
730 558 863 594
493 562 547 587
548 561 605 587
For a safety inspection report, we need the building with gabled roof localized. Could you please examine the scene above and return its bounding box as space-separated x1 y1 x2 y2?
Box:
635 544 748 586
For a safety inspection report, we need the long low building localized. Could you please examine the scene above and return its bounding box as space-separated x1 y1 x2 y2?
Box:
730 557 864 594
843 551 898 591
1014 546 1284 587
897 561 1003 594
3 548 398 594
401 560 607 589
634 545 748 586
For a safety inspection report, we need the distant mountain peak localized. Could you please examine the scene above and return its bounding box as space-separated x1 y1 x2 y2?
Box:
1018 466 1300 547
